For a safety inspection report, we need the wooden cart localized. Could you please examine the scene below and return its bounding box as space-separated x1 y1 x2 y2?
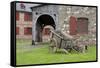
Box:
49 30 87 53
49 30 74 53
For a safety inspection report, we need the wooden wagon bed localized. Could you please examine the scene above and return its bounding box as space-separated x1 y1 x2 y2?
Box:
49 30 88 53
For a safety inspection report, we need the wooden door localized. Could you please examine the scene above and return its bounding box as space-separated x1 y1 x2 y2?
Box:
69 16 77 35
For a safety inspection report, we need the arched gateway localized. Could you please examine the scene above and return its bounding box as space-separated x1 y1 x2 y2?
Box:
31 5 59 45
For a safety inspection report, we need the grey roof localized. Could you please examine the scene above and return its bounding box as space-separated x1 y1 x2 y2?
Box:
16 3 41 12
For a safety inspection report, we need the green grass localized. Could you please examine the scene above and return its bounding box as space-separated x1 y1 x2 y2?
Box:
16 39 32 46
16 39 97 65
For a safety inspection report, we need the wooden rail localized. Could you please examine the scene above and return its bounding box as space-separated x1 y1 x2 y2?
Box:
50 30 63 39
50 30 73 40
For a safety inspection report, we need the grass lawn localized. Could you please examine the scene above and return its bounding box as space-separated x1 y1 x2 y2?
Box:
16 39 97 65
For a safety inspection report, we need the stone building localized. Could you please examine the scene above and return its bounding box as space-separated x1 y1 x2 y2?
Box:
16 3 97 44
16 11 32 39
31 4 97 45
16 3 40 39
16 3 32 39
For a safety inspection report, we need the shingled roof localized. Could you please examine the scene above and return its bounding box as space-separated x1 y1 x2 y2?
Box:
16 3 41 12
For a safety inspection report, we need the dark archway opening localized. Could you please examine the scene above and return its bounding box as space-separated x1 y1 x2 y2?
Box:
36 14 56 42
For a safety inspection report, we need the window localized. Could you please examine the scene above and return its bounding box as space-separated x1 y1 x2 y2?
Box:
16 27 19 35
16 12 19 20
77 17 88 34
24 13 32 21
24 27 32 35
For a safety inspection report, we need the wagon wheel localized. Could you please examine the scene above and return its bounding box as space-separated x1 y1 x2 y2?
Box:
49 38 57 53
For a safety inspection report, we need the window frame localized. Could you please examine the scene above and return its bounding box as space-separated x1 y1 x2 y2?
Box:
24 12 32 21
24 27 32 35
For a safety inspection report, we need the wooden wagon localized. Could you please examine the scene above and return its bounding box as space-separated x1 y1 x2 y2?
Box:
49 30 88 53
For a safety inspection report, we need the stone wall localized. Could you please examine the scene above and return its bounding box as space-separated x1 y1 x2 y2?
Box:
31 5 59 42
31 5 97 44
58 6 97 45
